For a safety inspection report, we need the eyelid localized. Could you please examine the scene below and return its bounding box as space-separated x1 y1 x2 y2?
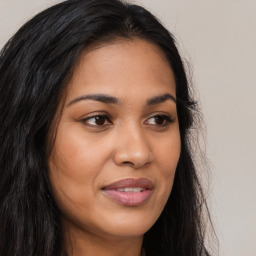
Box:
146 111 175 120
81 111 110 119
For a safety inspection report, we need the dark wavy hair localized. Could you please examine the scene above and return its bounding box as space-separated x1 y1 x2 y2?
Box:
0 0 216 255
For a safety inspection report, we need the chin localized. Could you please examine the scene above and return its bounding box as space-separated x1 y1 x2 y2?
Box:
92 210 158 239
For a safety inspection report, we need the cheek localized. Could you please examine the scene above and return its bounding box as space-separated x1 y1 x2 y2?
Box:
155 129 181 173
153 131 181 203
47 125 110 209
50 123 110 176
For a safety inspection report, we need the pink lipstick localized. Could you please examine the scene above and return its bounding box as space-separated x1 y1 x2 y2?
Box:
101 178 154 207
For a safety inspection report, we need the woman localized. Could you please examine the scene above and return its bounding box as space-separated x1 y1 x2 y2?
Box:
0 0 215 255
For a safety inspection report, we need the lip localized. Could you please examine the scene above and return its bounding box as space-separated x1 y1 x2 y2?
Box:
101 178 154 207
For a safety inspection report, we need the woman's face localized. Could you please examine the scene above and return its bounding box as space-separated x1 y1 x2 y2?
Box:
48 38 181 240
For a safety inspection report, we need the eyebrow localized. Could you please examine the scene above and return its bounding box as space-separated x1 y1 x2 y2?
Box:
67 94 119 106
146 93 176 105
67 93 176 107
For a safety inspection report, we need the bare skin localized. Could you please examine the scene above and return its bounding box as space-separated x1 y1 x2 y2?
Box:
48 38 181 256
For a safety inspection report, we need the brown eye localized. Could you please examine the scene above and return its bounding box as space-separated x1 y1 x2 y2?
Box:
146 114 173 126
82 114 111 126
154 116 165 125
94 116 106 125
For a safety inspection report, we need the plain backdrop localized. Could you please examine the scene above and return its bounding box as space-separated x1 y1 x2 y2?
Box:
0 0 255 255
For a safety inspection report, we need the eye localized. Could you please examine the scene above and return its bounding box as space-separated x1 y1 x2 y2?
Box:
146 114 174 126
81 114 112 127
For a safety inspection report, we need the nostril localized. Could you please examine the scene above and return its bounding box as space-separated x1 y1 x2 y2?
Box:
122 161 133 165
121 160 151 169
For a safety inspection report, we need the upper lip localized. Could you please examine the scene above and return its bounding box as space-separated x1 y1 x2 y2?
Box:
102 178 154 190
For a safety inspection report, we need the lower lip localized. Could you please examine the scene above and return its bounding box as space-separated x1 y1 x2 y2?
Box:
102 189 152 206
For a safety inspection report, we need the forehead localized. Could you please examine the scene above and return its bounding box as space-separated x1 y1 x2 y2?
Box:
66 38 176 103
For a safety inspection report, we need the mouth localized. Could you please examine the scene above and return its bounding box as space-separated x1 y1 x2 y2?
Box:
101 178 154 207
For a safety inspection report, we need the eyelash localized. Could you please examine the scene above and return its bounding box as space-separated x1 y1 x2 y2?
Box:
81 114 112 127
81 113 174 128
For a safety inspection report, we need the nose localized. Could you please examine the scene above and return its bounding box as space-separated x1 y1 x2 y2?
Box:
112 127 154 169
